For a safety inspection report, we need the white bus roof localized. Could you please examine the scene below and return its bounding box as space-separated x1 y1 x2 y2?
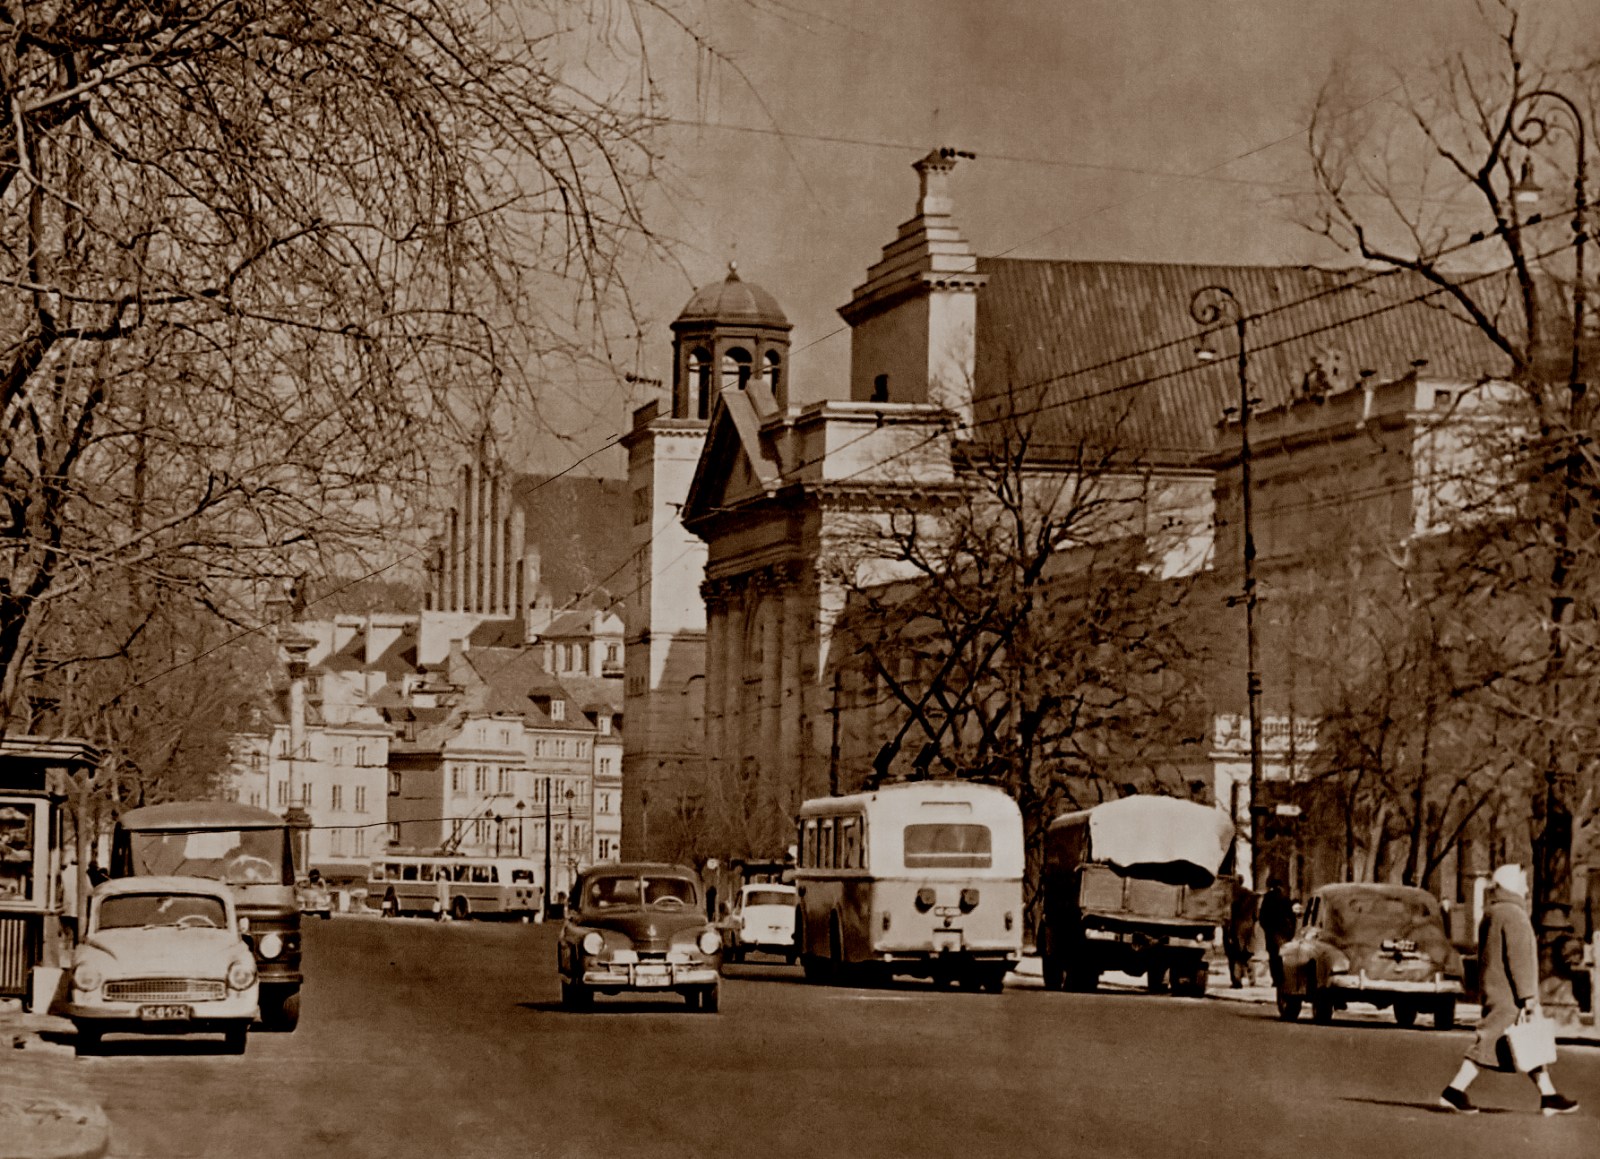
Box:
799 780 1020 819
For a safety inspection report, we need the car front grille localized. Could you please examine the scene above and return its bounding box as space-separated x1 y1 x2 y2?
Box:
103 978 226 1003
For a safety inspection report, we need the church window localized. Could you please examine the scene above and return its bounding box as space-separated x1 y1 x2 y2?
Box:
722 347 753 392
689 347 712 419
764 350 782 398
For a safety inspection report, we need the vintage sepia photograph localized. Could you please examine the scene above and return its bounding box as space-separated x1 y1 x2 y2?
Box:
2 1 1600 1155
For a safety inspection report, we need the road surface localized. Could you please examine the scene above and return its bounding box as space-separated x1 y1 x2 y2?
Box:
66 915 1598 1159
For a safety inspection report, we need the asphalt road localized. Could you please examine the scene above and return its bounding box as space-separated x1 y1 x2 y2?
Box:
64 915 1599 1159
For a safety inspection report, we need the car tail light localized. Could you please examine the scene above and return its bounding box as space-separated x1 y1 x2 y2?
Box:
227 959 257 990
959 888 979 913
915 888 936 912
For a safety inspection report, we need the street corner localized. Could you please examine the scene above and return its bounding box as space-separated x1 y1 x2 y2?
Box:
0 1058 111 1159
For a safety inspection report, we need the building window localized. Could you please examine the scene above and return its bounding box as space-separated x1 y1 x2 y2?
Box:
550 699 566 722
278 738 290 758
333 746 345 765
331 828 344 855
605 643 620 665
356 745 368 766
600 758 613 776
764 349 782 399
474 766 487 793
689 346 712 419
355 786 368 813
388 822 401 845
497 768 510 794
872 373 889 403
500 728 512 747
631 488 650 525
451 767 464 797
354 828 365 855
277 781 288 806
250 791 262 808
300 784 311 807
600 792 612 813
389 771 401 797
534 738 546 758
599 716 612 736
578 741 587 759
722 347 753 391
331 784 343 811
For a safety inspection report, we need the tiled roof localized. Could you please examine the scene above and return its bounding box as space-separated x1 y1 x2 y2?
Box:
973 258 1511 465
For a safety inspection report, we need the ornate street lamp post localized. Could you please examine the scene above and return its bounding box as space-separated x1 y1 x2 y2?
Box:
280 632 317 874
1510 87 1590 1019
1191 284 1265 889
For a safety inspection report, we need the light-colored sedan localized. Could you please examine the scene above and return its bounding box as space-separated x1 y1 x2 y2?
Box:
723 882 799 964
66 875 260 1054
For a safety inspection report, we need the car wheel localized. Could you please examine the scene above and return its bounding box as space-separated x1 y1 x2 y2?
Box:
1275 992 1302 1022
700 983 720 1014
224 1024 249 1055
74 1024 101 1056
1392 1001 1417 1028
800 954 830 984
1146 965 1169 994
1065 962 1100 993
561 980 592 1011
1311 990 1334 1025
1434 1000 1457 1031
982 967 1008 995
452 896 470 922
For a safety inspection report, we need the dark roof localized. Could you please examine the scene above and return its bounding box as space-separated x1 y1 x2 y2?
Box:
973 258 1509 464
468 619 523 648
673 267 790 330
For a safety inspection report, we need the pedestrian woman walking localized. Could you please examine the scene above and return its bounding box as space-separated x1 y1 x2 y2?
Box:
1438 864 1578 1115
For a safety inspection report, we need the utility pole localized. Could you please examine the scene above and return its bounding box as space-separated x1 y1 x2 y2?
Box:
542 775 552 918
827 669 842 797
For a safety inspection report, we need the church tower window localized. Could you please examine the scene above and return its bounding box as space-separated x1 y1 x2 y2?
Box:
722 347 753 392
764 350 783 400
690 347 712 419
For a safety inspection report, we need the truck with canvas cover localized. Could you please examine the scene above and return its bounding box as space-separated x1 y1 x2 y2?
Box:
1041 795 1236 996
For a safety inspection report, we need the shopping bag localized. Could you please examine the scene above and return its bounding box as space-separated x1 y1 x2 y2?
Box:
1506 1007 1559 1072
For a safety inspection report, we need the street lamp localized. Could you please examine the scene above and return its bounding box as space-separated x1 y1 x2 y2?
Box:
1510 87 1590 1019
514 799 526 858
279 631 317 874
1190 284 1265 890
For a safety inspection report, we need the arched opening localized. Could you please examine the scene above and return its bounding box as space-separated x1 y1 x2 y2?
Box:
764 349 783 401
689 347 712 419
721 347 753 392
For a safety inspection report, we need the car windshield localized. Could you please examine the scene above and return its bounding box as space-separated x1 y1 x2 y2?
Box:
583 874 698 911
98 893 227 930
743 889 793 908
126 828 288 886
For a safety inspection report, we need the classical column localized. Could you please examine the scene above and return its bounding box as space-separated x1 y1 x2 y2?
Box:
447 508 462 612
723 587 746 784
489 468 505 615
478 461 493 614
455 463 471 612
777 571 804 805
509 506 527 619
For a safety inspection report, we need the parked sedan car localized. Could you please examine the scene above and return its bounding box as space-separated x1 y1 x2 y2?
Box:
722 882 798 964
297 874 333 920
1276 883 1465 1029
558 862 722 1012
66 875 260 1054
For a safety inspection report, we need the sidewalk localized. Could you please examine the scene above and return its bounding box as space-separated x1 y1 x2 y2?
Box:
0 1000 110 1159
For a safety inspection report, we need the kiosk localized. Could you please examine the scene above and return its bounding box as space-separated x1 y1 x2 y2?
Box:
0 736 96 1000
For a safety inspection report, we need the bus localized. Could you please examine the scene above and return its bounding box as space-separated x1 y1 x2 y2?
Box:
367 854 542 921
112 801 303 1031
794 780 1024 991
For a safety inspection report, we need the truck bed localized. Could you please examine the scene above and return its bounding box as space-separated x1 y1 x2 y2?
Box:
1078 863 1231 925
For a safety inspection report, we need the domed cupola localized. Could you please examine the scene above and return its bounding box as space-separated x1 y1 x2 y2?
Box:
670 264 793 420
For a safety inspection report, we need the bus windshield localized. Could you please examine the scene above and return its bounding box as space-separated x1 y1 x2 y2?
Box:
124 828 289 886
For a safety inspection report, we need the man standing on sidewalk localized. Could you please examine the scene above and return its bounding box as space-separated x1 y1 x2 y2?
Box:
1438 863 1579 1116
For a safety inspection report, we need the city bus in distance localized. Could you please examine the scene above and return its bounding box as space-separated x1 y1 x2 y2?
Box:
368 855 542 921
112 801 303 1031
794 780 1024 991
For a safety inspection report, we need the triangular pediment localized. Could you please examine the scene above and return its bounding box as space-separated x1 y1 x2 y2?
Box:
683 388 785 528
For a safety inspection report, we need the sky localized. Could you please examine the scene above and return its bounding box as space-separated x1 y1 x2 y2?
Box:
519 0 1597 478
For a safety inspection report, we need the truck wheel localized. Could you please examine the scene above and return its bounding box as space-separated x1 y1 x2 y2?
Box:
982 967 1008 994
1146 966 1169 994
1433 1000 1456 1031
1172 962 1208 998
699 983 720 1014
1311 990 1335 1025
451 896 470 922
260 990 301 1032
1043 957 1065 992
800 954 830 984
1392 1001 1417 1028
1066 963 1100 993
224 1024 249 1055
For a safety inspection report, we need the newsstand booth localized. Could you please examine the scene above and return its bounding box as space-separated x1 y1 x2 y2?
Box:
0 737 96 1001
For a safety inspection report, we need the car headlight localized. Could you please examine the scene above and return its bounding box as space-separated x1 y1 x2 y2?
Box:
227 958 257 990
698 929 721 955
258 933 283 959
581 931 605 955
72 961 104 992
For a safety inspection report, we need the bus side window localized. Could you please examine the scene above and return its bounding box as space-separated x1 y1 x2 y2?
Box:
473 865 492 884
489 866 500 884
383 863 399 881
802 820 818 868
840 817 860 869
402 863 418 881
820 819 836 869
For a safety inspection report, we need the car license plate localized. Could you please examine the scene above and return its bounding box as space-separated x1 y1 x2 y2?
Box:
635 968 670 988
138 1004 192 1021
933 930 962 953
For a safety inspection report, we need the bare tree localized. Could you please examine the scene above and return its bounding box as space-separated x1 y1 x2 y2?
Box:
1306 0 1600 1005
0 0 691 724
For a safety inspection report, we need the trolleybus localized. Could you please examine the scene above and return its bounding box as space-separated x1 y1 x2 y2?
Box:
368 854 542 920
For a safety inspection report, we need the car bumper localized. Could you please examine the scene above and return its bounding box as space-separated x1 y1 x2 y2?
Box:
1326 973 1465 995
67 992 260 1027
581 963 720 989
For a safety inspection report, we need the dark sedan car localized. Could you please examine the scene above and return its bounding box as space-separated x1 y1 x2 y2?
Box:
1277 883 1465 1029
557 862 723 1012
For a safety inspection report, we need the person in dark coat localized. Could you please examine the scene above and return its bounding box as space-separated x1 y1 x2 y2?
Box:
1439 864 1578 1115
1257 878 1297 990
1224 884 1258 989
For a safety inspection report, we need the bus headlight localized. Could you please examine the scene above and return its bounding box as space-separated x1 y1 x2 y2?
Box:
258 933 283 959
72 961 104 992
915 888 936 913
697 929 721 955
581 931 605 955
959 888 980 913
227 959 257 990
